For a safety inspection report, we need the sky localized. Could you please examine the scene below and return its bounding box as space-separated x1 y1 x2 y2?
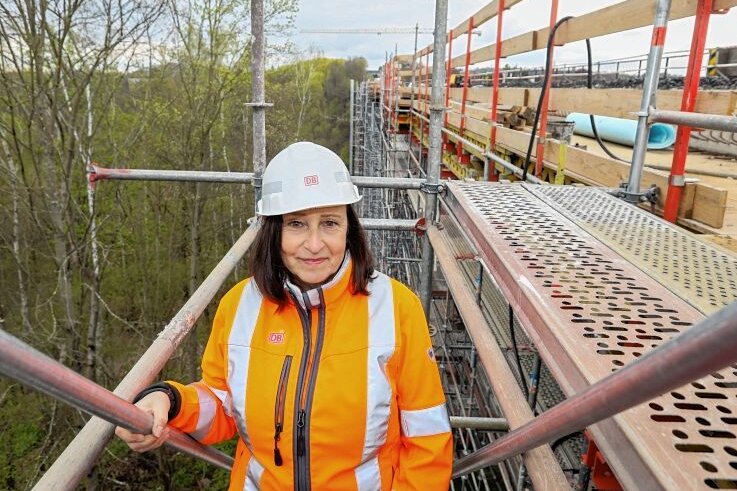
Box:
286 1 737 71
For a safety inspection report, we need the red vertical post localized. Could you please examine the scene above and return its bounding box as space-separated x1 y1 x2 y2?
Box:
394 57 398 131
425 52 430 116
663 0 712 223
460 17 475 135
489 0 506 181
383 62 386 107
534 0 559 177
385 59 390 120
444 29 454 128
391 57 396 132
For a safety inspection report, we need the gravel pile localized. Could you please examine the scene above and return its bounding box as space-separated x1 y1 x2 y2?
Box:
497 74 737 90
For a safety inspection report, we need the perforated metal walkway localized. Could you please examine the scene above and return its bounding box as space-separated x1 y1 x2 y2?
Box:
442 181 737 490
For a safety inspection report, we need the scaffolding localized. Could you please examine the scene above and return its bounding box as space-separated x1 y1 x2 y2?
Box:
3 1 737 490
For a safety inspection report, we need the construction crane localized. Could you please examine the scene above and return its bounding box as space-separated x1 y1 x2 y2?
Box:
301 27 481 36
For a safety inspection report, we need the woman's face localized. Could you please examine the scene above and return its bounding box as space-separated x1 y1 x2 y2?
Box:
281 205 348 289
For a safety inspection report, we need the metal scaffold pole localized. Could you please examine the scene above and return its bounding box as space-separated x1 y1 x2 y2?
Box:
88 164 426 189
419 0 448 316
453 298 737 478
250 0 268 210
34 225 260 490
0 329 234 471
624 0 672 202
349 79 355 172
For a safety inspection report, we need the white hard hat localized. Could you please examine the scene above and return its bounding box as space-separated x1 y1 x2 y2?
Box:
257 142 362 216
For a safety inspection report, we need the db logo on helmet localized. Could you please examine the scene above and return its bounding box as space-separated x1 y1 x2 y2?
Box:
304 175 319 186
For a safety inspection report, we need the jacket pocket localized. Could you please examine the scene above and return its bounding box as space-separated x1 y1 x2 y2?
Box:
273 355 292 466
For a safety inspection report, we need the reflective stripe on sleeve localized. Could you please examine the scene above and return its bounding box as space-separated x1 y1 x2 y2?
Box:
356 273 396 490
190 384 218 441
228 280 263 451
400 403 451 438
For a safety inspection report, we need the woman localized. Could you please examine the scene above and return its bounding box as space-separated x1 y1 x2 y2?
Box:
116 142 453 490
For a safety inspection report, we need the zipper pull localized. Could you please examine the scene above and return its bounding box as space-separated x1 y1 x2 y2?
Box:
273 422 284 466
296 409 305 428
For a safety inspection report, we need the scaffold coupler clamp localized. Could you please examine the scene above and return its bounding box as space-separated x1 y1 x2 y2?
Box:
614 182 660 205
87 164 99 183
670 174 686 187
420 182 445 195
644 184 660 205
243 101 274 108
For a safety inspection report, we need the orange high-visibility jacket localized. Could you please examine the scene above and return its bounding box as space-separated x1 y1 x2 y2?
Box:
167 259 453 490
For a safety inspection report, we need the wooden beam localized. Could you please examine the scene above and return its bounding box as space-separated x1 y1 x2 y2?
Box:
416 0 524 57
413 100 728 227
450 0 737 67
693 185 729 229
448 87 737 119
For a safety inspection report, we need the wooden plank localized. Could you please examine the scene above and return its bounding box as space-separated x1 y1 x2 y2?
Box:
544 88 737 118
448 87 737 119
539 0 737 51
417 0 524 56
451 0 737 67
449 87 529 106
437 105 729 225
416 102 734 231
693 185 729 229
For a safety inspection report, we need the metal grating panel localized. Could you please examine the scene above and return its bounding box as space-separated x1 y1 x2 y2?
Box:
440 213 583 471
529 185 737 315
444 181 737 490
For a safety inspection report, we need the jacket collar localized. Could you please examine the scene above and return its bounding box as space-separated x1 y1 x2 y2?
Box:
285 252 352 310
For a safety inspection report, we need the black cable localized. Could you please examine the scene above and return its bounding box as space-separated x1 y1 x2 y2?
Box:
508 305 529 399
522 16 574 181
585 38 628 163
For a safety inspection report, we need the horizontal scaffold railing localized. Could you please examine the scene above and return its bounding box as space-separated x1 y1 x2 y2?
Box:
31 224 259 489
451 288 737 478
89 164 428 190
0 329 234 470
25 163 432 489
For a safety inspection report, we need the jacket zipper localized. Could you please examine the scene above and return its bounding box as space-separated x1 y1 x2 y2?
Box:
273 355 292 466
290 290 327 491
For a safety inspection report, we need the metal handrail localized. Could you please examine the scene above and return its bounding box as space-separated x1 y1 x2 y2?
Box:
453 299 737 478
89 164 426 190
35 224 259 490
649 108 737 133
0 329 233 470
428 226 570 490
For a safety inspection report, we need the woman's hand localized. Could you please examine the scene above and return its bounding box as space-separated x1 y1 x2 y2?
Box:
115 391 171 453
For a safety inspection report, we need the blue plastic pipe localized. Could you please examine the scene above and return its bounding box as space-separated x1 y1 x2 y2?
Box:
566 112 676 149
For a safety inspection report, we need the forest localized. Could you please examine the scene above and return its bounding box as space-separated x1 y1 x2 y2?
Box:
0 0 366 488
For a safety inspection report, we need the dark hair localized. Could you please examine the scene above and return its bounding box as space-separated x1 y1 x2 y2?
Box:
250 205 374 306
